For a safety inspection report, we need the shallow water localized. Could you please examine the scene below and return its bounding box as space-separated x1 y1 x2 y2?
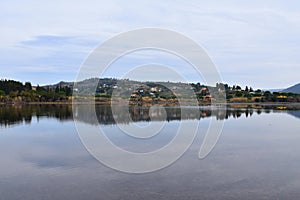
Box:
1 105 300 200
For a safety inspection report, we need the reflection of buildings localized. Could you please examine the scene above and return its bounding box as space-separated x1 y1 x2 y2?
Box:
1 104 299 127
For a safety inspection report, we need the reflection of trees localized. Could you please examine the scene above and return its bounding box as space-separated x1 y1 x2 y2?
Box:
1 104 298 127
0 105 73 127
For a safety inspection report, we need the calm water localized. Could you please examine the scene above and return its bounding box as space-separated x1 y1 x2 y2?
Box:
1 105 300 200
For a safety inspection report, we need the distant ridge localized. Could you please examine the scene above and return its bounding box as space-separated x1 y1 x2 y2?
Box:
43 79 300 95
266 88 284 93
282 83 300 94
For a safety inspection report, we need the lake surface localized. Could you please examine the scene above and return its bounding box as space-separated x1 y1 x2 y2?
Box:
1 104 300 200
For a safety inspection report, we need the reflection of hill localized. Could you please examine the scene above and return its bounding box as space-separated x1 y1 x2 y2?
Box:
287 111 300 119
1 105 299 127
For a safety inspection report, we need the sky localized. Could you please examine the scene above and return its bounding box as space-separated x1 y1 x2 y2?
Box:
1 0 300 89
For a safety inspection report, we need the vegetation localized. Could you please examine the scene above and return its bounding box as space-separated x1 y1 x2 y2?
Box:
0 78 300 104
0 79 72 104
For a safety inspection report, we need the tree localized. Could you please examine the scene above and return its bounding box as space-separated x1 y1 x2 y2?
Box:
255 89 262 93
0 79 23 94
245 86 249 92
65 86 72 96
9 91 17 98
55 86 60 93
246 94 252 99
36 85 46 92
263 91 272 101
24 82 32 91
236 91 243 97
224 84 229 91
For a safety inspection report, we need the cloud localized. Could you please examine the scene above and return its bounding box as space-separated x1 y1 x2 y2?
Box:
0 0 300 88
21 35 76 46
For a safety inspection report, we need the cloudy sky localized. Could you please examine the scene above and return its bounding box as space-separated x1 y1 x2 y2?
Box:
1 0 300 89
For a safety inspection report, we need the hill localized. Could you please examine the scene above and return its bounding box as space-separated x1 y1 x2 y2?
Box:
283 83 300 94
1 78 300 104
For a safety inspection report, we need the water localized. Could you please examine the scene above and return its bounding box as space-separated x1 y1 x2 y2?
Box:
1 104 300 199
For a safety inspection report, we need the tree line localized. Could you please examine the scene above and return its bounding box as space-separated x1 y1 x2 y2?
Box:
1 79 300 104
0 79 72 103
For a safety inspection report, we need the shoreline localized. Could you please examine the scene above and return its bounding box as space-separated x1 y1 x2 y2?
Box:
1 100 300 107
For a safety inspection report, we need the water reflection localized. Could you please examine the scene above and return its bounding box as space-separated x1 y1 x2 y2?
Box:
1 104 299 127
0 105 72 127
1 105 300 199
